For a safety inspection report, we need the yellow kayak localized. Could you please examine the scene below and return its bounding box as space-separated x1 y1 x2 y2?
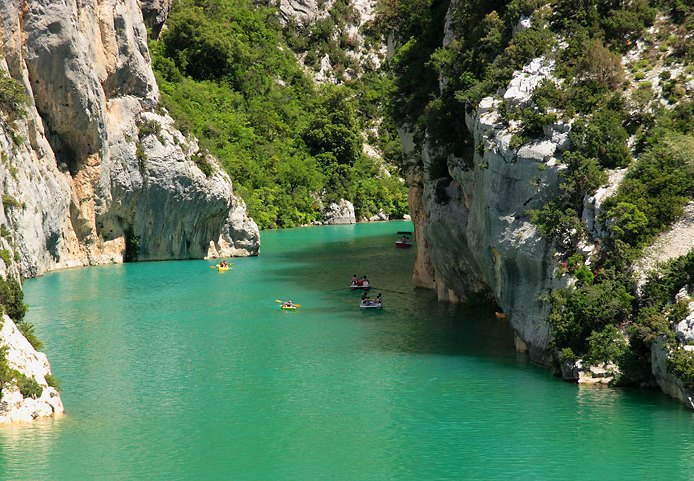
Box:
217 265 231 271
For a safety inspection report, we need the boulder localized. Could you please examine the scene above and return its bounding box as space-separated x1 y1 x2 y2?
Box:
323 200 356 225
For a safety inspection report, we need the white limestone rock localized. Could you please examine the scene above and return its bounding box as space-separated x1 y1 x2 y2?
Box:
0 315 64 424
503 57 555 107
675 302 694 344
323 199 356 225
278 0 332 22
582 168 627 237
636 201 694 285
368 211 388 222
652 337 694 410
0 0 259 278
407 55 591 363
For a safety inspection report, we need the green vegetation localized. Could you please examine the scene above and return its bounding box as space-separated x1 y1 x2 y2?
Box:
0 70 29 123
601 114 694 250
45 373 60 391
2 194 21 210
1 344 45 401
545 269 634 358
16 321 43 351
0 249 10 266
638 249 694 386
15 371 43 399
0 275 27 322
150 0 407 229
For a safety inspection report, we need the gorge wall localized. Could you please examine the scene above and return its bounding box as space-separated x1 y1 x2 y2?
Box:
403 60 572 364
0 0 259 278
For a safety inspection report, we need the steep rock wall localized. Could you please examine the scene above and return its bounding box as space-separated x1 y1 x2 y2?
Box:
406 59 570 364
0 0 259 278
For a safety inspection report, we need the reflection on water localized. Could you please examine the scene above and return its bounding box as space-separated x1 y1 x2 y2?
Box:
8 222 694 480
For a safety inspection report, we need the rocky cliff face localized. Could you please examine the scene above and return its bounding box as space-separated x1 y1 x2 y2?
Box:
404 56 575 363
0 0 259 422
0 315 64 423
0 0 259 278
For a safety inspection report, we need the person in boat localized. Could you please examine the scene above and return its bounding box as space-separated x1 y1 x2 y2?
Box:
375 293 382 304
351 274 358 286
220 260 227 268
283 300 294 308
361 291 368 301
362 276 369 288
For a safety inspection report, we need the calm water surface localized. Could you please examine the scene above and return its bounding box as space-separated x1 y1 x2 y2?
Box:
3 222 694 480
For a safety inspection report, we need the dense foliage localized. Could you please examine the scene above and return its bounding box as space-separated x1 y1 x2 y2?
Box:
151 0 407 229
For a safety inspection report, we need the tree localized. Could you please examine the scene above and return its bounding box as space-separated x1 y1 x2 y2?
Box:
607 202 648 245
578 39 625 91
303 85 363 167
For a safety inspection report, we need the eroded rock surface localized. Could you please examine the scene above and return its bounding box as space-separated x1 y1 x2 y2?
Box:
406 66 569 363
0 0 259 278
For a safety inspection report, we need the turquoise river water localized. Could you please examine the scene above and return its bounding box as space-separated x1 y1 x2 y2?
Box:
2 222 694 480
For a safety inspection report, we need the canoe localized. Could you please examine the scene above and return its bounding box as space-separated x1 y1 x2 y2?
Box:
217 266 231 271
360 301 382 309
281 305 297 310
350 284 371 290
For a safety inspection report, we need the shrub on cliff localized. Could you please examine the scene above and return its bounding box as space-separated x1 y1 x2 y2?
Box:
546 269 634 356
586 324 629 366
0 71 29 122
0 276 27 322
667 348 694 389
15 321 43 352
15 372 42 399
600 133 694 247
569 109 631 168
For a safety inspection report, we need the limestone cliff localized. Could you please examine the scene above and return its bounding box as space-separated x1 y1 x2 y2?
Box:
0 0 259 277
404 59 572 363
0 0 259 422
0 315 64 423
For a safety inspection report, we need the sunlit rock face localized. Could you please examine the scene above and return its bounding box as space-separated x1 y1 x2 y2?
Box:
0 0 259 278
0 315 64 424
406 91 568 364
0 0 259 422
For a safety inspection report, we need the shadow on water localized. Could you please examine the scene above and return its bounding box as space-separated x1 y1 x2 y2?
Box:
261 224 518 361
